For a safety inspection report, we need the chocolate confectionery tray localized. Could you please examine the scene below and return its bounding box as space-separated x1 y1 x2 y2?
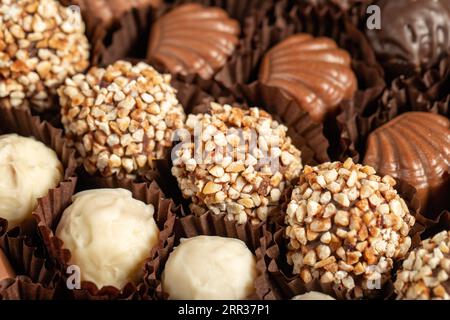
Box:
0 0 449 302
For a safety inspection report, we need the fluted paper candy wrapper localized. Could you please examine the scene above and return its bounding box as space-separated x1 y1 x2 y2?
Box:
0 230 60 300
263 178 427 300
144 212 276 300
33 177 176 300
0 106 78 236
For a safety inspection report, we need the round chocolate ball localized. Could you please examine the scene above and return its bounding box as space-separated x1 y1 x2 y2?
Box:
285 158 416 299
366 0 450 76
0 134 63 229
162 235 257 300
0 0 90 112
56 188 159 289
394 230 450 300
171 102 303 224
59 60 186 179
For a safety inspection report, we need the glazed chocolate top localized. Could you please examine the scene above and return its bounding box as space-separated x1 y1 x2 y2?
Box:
366 0 450 76
259 34 357 123
363 112 450 209
147 4 240 80
71 0 161 26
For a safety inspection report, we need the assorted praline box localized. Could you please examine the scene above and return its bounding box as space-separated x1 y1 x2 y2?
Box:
0 0 449 301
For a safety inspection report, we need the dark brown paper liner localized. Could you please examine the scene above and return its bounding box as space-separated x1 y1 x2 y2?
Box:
214 1 385 98
0 230 60 300
0 106 78 235
32 177 177 300
145 212 275 300
263 177 427 300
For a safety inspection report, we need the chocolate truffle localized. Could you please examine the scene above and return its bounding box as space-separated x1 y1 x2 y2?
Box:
363 112 450 216
394 230 450 300
162 236 257 300
285 158 416 299
366 0 450 76
69 0 161 27
58 60 186 179
0 0 90 112
56 188 159 289
291 291 335 300
0 134 63 229
0 249 15 281
147 4 240 80
259 34 357 123
171 102 303 224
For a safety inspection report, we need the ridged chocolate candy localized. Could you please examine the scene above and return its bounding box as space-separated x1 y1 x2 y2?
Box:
147 4 240 80
363 112 450 216
366 0 450 76
259 34 357 123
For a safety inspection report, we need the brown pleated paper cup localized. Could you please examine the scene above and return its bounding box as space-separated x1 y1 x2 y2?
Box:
145 212 276 300
32 178 177 300
0 230 61 300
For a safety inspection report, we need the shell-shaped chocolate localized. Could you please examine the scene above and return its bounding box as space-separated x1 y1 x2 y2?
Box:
147 4 240 80
366 0 450 76
259 34 357 123
363 112 450 214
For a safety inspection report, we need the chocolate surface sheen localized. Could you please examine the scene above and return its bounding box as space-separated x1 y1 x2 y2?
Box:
259 34 357 123
147 4 240 80
363 112 450 216
366 0 450 76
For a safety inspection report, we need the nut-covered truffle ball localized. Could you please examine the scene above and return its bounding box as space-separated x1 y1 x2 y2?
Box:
285 158 416 298
171 102 303 224
59 60 186 179
394 230 450 300
0 0 90 112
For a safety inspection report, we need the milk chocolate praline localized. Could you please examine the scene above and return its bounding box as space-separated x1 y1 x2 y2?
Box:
259 34 357 123
363 112 450 217
366 0 450 77
147 4 240 80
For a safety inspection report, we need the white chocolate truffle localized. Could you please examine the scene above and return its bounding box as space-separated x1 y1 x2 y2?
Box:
292 292 335 300
0 134 63 229
56 188 159 289
162 235 257 300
